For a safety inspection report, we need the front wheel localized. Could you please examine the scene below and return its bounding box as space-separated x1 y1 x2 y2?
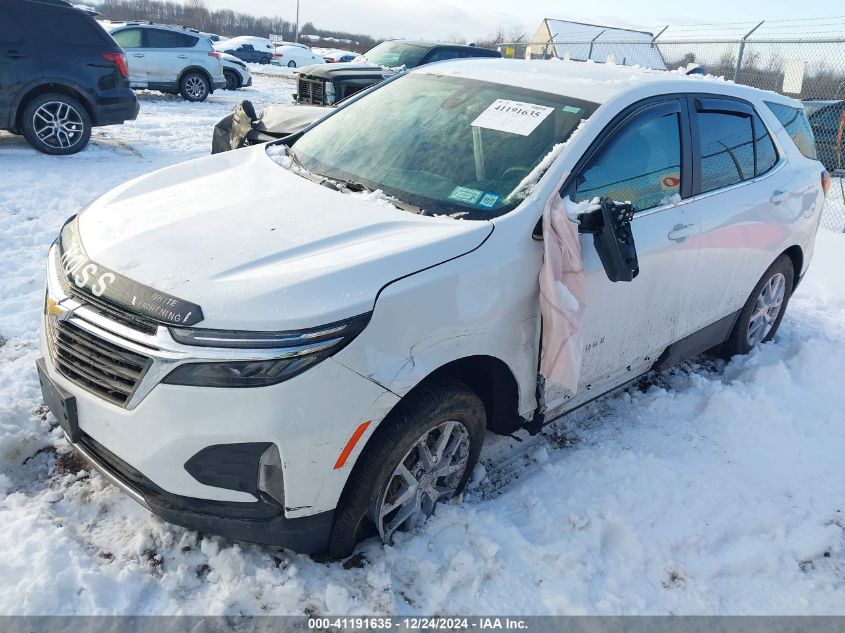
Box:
328 382 486 558
223 69 240 91
21 93 91 155
179 72 210 102
720 255 794 357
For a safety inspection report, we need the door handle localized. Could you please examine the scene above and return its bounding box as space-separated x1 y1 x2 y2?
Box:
2 50 26 59
177 54 189 59
770 190 789 204
132 53 145 58
667 223 696 242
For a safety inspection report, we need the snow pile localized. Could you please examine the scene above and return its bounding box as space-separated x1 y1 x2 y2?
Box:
1 72 845 616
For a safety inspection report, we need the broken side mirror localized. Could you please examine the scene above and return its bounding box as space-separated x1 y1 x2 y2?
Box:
578 198 639 282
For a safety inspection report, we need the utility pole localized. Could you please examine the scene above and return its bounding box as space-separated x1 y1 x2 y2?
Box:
294 0 300 43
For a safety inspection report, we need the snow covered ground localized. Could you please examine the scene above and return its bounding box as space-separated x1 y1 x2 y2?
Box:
1 74 844 615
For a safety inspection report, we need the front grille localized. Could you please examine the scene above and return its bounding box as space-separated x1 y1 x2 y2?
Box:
47 317 152 407
297 77 325 105
69 286 158 335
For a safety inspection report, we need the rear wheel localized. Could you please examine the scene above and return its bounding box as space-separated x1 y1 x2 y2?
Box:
179 72 210 102
21 93 91 155
287 60 297 68
327 382 485 558
223 69 240 91
720 255 794 357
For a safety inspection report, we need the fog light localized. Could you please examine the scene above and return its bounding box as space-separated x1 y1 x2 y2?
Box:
258 444 284 507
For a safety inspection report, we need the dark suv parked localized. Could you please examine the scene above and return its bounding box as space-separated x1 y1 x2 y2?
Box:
295 40 502 106
0 0 139 154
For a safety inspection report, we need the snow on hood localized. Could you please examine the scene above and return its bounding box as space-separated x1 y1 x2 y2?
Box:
77 145 492 331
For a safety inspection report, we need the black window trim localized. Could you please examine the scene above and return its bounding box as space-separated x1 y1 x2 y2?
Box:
687 93 781 197
561 94 694 212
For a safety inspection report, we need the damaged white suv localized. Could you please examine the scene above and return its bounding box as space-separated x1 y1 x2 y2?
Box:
38 60 827 557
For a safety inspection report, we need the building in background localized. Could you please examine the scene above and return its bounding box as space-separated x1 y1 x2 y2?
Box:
528 19 667 69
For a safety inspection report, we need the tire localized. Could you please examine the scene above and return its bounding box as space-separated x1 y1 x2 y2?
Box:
720 254 794 358
223 69 240 91
327 381 486 559
21 93 91 155
179 72 210 102
259 57 270 65
287 60 297 68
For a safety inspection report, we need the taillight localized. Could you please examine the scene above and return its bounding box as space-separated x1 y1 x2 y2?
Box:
102 52 128 78
274 53 284 57
208 51 221 59
822 170 831 196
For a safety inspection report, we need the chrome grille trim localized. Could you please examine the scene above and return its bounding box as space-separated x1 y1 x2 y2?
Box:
47 317 152 407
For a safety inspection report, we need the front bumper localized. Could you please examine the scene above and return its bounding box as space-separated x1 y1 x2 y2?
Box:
39 244 400 550
63 424 333 552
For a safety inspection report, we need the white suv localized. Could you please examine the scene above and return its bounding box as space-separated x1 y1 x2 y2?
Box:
37 60 827 558
104 22 225 102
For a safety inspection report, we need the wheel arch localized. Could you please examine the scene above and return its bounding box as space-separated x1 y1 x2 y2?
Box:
377 355 524 438
781 245 803 290
13 81 96 131
178 65 213 88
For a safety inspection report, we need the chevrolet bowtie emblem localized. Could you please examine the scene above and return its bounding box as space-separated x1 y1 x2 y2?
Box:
46 297 75 321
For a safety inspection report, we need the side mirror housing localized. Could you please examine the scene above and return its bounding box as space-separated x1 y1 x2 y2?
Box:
578 198 640 282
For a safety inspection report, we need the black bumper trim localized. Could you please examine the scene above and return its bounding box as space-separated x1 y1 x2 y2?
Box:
68 430 333 554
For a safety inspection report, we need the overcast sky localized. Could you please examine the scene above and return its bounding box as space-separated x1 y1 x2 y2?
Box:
201 0 838 41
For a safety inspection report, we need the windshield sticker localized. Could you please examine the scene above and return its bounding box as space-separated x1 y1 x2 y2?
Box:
448 186 484 205
471 99 555 136
562 105 582 114
478 193 500 209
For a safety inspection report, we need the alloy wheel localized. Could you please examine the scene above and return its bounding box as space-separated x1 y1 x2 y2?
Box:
31 101 84 150
747 272 786 346
374 420 471 543
184 76 207 100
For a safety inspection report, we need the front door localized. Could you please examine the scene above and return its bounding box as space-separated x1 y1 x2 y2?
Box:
544 97 702 416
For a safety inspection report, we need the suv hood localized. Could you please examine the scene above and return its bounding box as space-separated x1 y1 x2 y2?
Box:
77 145 492 331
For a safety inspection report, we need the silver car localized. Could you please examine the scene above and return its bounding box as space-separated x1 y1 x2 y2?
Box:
104 22 226 102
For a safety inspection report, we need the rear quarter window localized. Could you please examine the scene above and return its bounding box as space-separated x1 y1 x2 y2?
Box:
765 101 817 160
36 9 111 47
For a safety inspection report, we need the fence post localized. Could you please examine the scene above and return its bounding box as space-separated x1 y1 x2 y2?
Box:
588 29 606 61
735 20 764 83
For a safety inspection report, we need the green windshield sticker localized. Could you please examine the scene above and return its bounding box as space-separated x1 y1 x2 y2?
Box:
478 193 500 209
562 105 582 114
448 186 483 205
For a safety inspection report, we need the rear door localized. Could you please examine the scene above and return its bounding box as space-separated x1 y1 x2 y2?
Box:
545 96 702 413
111 27 146 85
0 11 39 128
676 97 799 337
143 29 198 84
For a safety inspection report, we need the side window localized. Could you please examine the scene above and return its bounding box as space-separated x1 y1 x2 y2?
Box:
573 107 682 212
765 101 817 160
754 113 778 176
697 112 755 193
426 49 461 63
112 28 143 49
37 10 110 46
145 29 197 49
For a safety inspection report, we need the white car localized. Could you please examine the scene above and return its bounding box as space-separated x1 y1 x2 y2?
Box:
219 52 252 90
272 43 326 68
105 21 226 101
37 60 827 557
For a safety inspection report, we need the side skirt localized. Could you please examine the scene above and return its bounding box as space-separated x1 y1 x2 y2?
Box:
651 310 740 372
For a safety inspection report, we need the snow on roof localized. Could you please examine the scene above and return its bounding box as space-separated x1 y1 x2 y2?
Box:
416 58 791 106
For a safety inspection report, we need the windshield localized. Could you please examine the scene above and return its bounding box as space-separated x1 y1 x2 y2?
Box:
291 73 597 219
361 42 428 68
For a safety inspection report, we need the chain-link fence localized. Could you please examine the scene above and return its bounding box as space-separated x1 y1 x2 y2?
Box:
496 20 845 231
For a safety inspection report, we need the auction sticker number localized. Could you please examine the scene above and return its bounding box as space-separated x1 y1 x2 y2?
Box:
471 99 554 136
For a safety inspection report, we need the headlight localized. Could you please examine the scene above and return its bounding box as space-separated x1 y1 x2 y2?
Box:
163 313 370 387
